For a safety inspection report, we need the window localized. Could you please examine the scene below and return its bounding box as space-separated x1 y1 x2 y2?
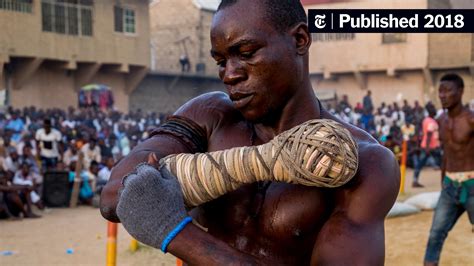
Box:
0 0 33 13
382 33 407 44
41 0 93 36
114 6 136 34
313 33 355 42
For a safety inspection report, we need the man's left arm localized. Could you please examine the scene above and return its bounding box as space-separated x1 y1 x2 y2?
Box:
311 144 400 266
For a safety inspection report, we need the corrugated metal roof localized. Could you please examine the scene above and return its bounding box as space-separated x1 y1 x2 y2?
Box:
193 0 221 11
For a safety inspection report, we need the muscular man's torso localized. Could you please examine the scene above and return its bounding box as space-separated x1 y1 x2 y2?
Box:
438 108 474 172
187 96 375 264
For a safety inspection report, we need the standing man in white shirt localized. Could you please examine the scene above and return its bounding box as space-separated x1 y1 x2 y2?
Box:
35 119 62 172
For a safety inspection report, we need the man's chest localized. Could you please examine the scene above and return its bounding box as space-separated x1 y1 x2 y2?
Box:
192 182 332 259
440 117 472 146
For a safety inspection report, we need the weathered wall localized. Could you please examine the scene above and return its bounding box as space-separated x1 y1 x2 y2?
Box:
0 0 150 67
149 0 218 76
130 73 224 114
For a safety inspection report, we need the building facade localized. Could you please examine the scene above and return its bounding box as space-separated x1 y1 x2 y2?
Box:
304 0 473 108
149 0 220 76
0 0 150 111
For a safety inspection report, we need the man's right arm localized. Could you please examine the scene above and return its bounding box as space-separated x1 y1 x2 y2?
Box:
100 91 231 222
100 134 195 222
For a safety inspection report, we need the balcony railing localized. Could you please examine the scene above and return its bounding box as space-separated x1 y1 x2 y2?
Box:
0 0 33 13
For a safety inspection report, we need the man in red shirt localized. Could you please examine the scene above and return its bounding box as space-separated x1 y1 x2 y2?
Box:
412 105 441 187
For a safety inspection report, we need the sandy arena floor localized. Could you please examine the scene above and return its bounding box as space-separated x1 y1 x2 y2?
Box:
1 169 473 265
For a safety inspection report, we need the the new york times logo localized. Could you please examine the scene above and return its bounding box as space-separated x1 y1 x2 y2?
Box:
308 9 474 33
314 14 326 29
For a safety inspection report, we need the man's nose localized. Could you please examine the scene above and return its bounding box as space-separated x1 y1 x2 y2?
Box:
221 59 246 85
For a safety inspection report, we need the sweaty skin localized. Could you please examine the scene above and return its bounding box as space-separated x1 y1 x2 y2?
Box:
100 1 399 265
437 81 474 178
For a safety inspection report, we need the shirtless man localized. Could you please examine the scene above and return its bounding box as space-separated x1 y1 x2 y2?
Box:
100 1 399 264
424 74 474 265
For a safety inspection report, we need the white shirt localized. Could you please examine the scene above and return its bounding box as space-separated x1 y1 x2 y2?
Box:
35 128 62 158
81 143 102 169
98 167 112 182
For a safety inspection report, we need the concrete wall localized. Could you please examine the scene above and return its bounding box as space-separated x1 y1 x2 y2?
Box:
149 0 219 76
130 72 224 114
306 0 428 74
311 71 426 107
0 0 150 111
0 0 150 67
9 65 129 111
304 0 473 108
429 33 472 69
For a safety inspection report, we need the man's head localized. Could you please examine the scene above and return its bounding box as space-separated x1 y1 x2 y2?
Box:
211 0 311 122
439 73 464 109
22 145 32 157
218 0 307 33
426 105 437 118
43 119 52 133
90 160 99 175
105 157 115 169
367 90 372 96
20 163 30 176
89 138 97 149
8 147 18 161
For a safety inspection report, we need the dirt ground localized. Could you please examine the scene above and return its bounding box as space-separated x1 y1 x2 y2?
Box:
1 169 473 265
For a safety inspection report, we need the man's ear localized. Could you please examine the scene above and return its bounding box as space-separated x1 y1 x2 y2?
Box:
289 22 312 56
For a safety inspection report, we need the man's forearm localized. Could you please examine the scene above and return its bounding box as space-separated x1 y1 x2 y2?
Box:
168 224 261 265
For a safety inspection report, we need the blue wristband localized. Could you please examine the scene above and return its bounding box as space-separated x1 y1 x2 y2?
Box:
161 217 193 253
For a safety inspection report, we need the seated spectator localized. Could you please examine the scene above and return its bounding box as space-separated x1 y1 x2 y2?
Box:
16 134 37 157
376 119 390 143
384 135 401 162
18 145 41 175
81 138 101 169
0 170 40 219
13 163 44 210
6 111 25 144
98 138 112 163
3 147 20 174
401 120 416 142
63 143 79 167
97 157 114 195
68 160 99 205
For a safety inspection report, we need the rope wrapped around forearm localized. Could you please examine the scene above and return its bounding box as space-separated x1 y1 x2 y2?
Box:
160 119 358 207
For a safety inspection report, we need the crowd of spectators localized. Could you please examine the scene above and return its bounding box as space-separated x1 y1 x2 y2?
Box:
0 106 167 219
0 94 471 218
326 91 456 188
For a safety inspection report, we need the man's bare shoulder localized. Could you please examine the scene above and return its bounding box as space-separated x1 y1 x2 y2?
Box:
174 91 244 134
464 107 474 128
320 111 399 218
338 125 400 222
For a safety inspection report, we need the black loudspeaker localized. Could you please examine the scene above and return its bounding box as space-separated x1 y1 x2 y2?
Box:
43 171 70 207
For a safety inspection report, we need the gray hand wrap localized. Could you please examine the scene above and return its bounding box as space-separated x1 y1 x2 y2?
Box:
116 163 189 251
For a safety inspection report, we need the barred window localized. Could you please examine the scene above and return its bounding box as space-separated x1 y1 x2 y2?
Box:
114 6 136 34
0 0 33 13
382 33 407 44
41 0 93 36
312 33 355 42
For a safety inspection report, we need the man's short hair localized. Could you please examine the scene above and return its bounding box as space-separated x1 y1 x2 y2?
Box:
440 73 464 90
217 0 307 33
